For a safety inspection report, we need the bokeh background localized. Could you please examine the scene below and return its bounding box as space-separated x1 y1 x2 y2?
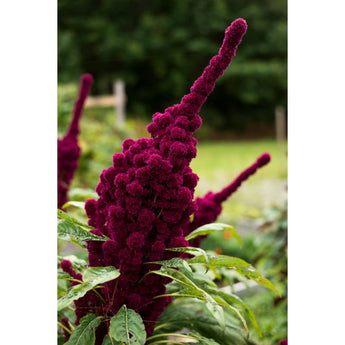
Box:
58 1 287 343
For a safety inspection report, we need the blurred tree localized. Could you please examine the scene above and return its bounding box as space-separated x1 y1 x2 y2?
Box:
58 0 286 133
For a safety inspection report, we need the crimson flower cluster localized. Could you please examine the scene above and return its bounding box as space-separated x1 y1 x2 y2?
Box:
58 74 93 209
61 18 248 344
183 152 271 247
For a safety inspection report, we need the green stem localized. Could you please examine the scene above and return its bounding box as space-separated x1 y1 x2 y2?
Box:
57 321 72 335
153 322 172 332
92 287 106 304
148 341 186 345
147 333 199 341
157 208 164 218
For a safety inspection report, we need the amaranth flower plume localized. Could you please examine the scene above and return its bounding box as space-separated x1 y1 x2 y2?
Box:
61 18 247 344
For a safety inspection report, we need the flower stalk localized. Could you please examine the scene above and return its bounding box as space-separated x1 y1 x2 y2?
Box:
57 74 93 208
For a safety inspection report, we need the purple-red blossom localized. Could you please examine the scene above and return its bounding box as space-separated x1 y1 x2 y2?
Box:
61 18 247 344
57 74 93 208
184 153 271 247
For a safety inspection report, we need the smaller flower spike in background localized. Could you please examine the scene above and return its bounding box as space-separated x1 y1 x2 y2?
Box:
184 153 271 247
57 74 93 209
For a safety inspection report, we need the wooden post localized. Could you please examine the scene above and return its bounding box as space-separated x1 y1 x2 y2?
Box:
114 80 126 128
275 105 286 142
275 105 287 176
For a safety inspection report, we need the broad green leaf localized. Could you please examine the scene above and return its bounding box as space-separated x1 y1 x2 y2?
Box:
58 281 95 311
209 295 248 334
58 208 94 230
69 188 98 200
101 335 120 345
83 267 121 286
188 254 280 295
185 223 241 247
109 305 146 345
162 288 248 333
58 269 70 280
58 219 106 244
166 247 209 269
148 257 191 271
204 298 225 332
58 266 120 311
155 300 256 345
149 267 225 331
65 314 101 345
62 201 86 210
203 286 262 337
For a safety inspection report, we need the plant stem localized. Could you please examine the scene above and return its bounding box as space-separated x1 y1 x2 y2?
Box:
147 333 199 341
57 321 72 335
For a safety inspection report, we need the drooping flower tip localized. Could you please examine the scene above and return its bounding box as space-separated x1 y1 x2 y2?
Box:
223 18 247 47
77 74 94 101
81 73 94 86
232 18 248 33
257 152 271 167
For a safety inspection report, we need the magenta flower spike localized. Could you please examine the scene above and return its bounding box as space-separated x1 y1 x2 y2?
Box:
57 74 93 209
61 19 247 343
184 153 271 247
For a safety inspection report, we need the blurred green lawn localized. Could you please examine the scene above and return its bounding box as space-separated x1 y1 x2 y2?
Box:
191 140 287 227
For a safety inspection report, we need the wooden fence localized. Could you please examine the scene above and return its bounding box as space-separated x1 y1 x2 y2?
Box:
84 79 126 128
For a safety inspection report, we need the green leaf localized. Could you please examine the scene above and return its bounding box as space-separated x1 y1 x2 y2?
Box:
65 314 101 345
58 266 120 311
58 282 93 311
58 208 94 230
101 335 120 345
209 295 248 334
204 286 262 337
185 223 241 247
69 188 98 200
149 267 225 331
58 219 106 245
109 305 146 345
188 254 280 295
83 267 121 286
165 247 209 269
62 201 86 210
155 300 257 345
58 269 70 280
147 257 190 271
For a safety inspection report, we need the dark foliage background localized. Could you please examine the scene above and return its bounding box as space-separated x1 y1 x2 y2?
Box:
58 0 286 133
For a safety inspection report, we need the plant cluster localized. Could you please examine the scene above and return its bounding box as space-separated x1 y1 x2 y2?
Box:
58 17 287 345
